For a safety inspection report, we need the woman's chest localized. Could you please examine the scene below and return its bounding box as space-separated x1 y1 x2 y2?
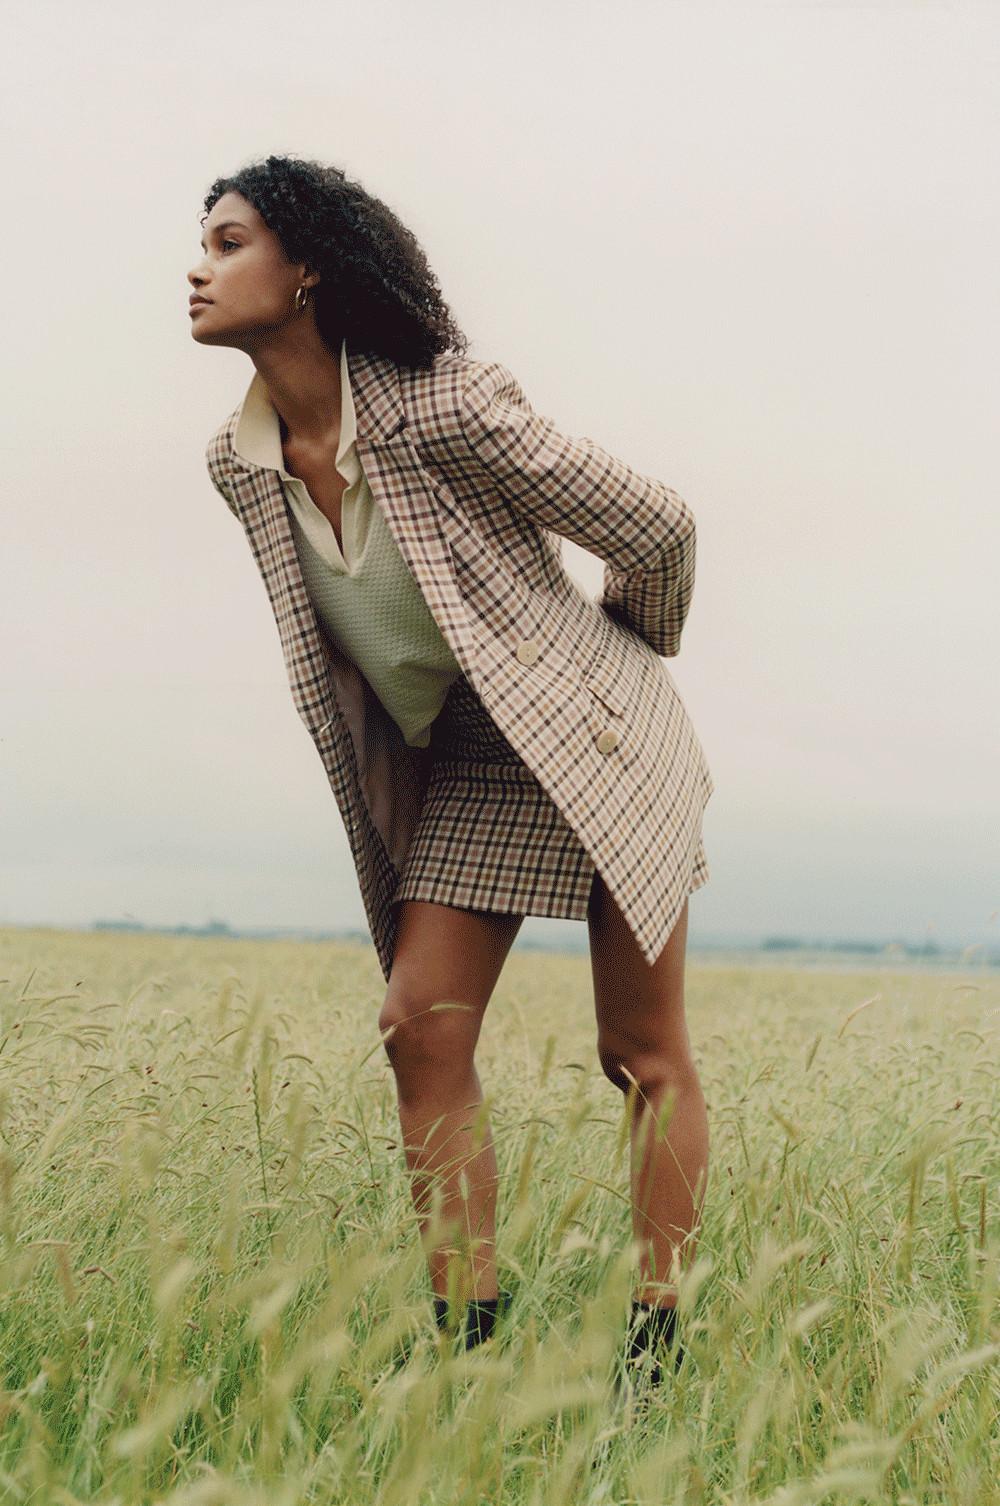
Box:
282 442 348 553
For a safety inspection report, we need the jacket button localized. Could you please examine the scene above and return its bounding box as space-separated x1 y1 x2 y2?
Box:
595 728 620 754
515 638 540 665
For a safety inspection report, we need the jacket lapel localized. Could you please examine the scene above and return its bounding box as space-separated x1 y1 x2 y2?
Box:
348 350 479 677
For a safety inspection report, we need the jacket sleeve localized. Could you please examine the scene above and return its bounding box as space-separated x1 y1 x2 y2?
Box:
204 431 240 518
459 360 697 657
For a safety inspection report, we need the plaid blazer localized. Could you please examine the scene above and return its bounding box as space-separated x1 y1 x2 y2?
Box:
205 347 714 981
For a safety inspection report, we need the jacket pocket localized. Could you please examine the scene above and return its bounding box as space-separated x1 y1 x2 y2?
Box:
581 654 628 716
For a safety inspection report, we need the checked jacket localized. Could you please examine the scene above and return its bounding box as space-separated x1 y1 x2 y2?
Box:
205 346 715 982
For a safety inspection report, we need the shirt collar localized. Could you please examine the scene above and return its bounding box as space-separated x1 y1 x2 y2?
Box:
232 335 356 475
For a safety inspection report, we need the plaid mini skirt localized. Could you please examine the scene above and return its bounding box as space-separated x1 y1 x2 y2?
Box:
391 672 709 924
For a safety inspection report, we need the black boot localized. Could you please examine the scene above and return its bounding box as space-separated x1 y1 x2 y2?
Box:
624 1298 685 1385
463 1286 513 1349
433 1286 513 1349
433 1294 453 1333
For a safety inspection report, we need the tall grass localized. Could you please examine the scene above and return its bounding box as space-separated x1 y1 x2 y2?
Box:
0 926 996 1504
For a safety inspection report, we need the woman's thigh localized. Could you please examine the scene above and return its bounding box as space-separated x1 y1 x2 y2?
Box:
587 875 693 1077
380 901 525 1061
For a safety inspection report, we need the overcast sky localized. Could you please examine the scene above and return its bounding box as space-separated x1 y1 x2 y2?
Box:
3 0 997 955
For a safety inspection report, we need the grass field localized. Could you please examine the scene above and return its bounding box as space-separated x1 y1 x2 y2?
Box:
0 926 997 1505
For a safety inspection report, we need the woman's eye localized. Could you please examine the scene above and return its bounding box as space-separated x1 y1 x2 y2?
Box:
222 239 239 252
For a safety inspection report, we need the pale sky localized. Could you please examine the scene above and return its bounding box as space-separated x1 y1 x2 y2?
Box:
3 0 998 953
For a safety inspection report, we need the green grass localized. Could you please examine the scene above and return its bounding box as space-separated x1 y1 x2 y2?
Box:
0 926 997 1505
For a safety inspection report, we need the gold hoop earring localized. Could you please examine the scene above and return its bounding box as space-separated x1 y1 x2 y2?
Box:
294 284 310 310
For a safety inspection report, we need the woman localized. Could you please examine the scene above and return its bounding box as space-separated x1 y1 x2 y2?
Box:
189 154 714 1389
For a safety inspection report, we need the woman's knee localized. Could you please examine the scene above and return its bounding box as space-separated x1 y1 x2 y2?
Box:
597 1039 697 1097
378 988 481 1085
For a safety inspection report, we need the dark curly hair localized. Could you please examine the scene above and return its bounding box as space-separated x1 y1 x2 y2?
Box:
199 153 469 369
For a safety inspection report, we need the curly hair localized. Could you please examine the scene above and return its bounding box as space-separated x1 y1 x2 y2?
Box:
200 153 469 369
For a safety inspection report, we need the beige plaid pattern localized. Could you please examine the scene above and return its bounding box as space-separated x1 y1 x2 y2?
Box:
205 347 714 981
392 669 601 919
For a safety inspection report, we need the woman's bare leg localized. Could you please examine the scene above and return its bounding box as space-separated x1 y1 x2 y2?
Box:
378 900 524 1305
587 879 708 1307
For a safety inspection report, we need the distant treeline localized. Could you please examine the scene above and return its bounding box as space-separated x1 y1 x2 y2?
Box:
84 919 997 966
759 936 997 965
91 919 368 944
763 935 936 955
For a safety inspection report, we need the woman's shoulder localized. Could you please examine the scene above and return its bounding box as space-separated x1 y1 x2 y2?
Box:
401 348 510 439
407 346 496 391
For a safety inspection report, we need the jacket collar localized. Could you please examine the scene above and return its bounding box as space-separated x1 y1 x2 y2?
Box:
228 340 406 472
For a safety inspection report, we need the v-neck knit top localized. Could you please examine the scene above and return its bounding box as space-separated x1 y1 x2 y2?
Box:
232 337 462 747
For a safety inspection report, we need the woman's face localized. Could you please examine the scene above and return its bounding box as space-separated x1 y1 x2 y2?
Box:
187 190 313 349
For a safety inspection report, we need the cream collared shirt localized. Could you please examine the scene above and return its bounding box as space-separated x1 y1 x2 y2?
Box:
232 338 461 747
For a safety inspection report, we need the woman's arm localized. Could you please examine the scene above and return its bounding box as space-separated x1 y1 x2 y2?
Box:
458 361 697 657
